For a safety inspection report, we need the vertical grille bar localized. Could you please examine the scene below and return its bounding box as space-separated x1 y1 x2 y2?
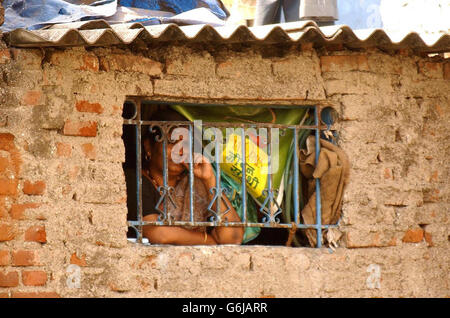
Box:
135 100 143 243
162 131 169 223
240 128 247 224
214 128 222 223
267 127 273 223
314 106 322 248
189 124 194 223
293 127 300 224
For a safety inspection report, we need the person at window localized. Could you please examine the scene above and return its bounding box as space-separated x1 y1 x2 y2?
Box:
125 109 244 245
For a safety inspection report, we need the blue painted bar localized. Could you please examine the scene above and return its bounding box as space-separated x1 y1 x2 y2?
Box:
267 128 273 223
128 220 340 229
214 128 222 223
240 128 247 224
124 119 319 131
162 134 169 223
135 101 143 243
188 124 194 223
314 106 322 248
293 127 300 224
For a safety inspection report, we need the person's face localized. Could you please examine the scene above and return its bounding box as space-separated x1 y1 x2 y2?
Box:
145 127 188 176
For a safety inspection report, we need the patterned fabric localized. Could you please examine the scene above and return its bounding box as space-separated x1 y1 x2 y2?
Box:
159 175 211 232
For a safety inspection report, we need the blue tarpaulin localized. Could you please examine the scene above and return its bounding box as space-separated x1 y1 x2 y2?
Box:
119 0 228 19
0 0 230 32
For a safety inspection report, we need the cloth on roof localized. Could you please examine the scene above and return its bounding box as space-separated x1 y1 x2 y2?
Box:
254 0 301 26
1 0 118 31
299 135 350 247
0 0 230 32
118 0 229 19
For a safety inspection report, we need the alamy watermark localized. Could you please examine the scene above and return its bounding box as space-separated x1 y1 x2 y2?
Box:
163 120 281 174
366 264 381 289
66 264 81 289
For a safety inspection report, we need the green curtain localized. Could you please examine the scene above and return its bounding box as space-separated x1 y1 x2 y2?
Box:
172 104 308 243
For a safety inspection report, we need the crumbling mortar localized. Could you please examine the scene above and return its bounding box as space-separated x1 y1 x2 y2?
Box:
39 48 50 70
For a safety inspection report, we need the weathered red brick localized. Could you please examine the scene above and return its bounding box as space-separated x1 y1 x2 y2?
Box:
10 49 43 70
50 51 99 72
0 134 21 177
384 168 392 180
100 54 163 76
387 237 397 247
10 203 41 220
24 225 46 243
325 44 344 52
0 49 11 65
56 142 72 158
344 231 397 248
81 143 96 160
0 197 6 219
12 250 37 266
70 253 87 267
0 250 10 266
0 178 18 196
0 223 15 241
444 62 450 80
423 189 440 203
68 165 80 182
260 294 276 298
0 156 9 174
424 232 434 247
435 104 444 118
0 133 15 151
0 271 19 287
320 55 370 72
429 171 438 183
402 228 424 243
60 184 71 197
301 42 314 51
111 105 122 115
0 202 6 219
22 270 47 286
21 91 43 106
216 61 240 78
81 54 99 72
63 120 97 137
75 100 104 114
23 180 46 195
419 61 443 79
397 49 411 57
11 292 60 298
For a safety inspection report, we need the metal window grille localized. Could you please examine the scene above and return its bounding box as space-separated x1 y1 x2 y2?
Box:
123 98 339 248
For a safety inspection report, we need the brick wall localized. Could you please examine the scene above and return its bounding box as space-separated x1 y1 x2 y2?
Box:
0 41 448 297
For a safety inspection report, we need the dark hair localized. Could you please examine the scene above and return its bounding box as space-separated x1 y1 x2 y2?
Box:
144 108 188 141
142 107 189 167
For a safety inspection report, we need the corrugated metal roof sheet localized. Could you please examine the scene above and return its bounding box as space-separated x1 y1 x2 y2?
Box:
6 20 450 53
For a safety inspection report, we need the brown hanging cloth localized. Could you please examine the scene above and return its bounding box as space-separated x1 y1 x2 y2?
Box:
299 135 351 247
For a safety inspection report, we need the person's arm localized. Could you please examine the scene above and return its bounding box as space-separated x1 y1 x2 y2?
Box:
142 214 217 245
142 154 244 245
201 176 244 245
186 153 244 244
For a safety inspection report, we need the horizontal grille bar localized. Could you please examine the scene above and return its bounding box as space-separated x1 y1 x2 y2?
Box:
128 220 339 229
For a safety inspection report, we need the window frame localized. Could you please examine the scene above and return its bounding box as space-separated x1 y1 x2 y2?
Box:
123 97 339 248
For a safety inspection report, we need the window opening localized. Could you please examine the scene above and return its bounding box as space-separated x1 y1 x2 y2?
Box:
122 99 340 247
